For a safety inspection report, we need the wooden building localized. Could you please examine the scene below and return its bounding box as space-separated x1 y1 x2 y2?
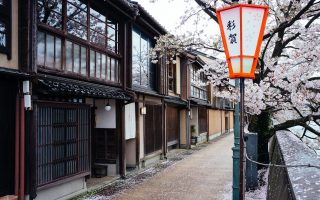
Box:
0 1 234 199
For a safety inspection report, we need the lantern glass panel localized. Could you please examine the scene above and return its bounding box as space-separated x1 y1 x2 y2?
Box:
220 7 240 57
242 7 264 56
243 58 253 73
231 57 241 73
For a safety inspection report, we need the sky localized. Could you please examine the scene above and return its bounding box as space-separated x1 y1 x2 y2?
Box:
135 0 220 36
135 0 192 32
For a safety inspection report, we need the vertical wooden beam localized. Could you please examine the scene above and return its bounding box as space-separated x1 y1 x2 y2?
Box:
207 108 209 142
122 22 127 90
162 100 166 158
14 95 20 196
127 23 133 88
117 100 126 178
6 0 12 60
19 0 37 73
26 99 37 200
19 96 25 200
135 101 140 167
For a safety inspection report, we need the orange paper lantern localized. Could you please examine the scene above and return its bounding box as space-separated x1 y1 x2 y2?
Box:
217 4 268 79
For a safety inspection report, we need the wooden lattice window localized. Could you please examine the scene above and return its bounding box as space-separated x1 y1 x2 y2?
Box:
36 0 120 83
190 65 207 100
36 102 90 187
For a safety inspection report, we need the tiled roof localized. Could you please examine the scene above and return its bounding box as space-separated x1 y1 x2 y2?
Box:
164 96 188 106
37 75 133 101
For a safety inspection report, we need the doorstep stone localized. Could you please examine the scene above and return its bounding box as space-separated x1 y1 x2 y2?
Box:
0 195 18 200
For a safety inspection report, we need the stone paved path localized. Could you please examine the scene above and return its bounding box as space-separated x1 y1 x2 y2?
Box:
114 133 233 200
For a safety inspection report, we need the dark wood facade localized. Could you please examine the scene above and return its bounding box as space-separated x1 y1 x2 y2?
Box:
144 104 162 155
198 107 208 134
166 106 180 146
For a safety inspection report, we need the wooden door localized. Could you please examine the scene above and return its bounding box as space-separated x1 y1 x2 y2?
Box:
144 104 162 155
198 107 208 134
166 106 179 146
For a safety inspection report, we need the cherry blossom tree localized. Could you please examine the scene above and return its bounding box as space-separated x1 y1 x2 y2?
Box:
149 0 320 160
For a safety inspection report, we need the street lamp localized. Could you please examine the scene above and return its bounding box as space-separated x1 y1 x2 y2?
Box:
216 3 268 200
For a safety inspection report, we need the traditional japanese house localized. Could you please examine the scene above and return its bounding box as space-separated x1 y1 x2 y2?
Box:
0 0 28 199
163 55 188 151
208 89 235 140
18 0 138 199
180 51 235 145
195 51 235 140
187 53 211 144
128 2 168 167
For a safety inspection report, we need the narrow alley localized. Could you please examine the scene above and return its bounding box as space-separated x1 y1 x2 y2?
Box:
97 133 233 200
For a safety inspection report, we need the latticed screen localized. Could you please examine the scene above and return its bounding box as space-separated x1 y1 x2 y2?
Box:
36 102 90 187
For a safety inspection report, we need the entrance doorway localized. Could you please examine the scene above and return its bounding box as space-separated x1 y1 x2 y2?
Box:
0 79 17 196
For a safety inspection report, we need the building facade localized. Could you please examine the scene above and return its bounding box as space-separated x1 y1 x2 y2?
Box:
0 1 234 199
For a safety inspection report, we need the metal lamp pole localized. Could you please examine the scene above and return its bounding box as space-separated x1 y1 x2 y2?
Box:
232 78 240 200
239 78 245 200
218 1 267 199
229 2 245 200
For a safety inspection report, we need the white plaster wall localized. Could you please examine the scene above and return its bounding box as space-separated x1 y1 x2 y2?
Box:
95 99 116 128
125 103 136 140
35 177 86 200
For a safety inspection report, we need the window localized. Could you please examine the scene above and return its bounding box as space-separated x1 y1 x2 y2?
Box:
67 0 87 40
0 21 6 48
0 0 11 57
168 62 176 92
37 0 120 83
66 40 87 75
132 28 155 89
37 0 63 29
37 32 62 70
190 64 207 100
36 103 90 187
89 50 120 82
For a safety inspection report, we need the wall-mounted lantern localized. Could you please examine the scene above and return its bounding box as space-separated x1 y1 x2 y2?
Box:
140 106 146 115
105 99 112 111
23 80 32 110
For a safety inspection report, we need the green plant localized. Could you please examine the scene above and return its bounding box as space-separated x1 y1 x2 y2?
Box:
191 125 196 136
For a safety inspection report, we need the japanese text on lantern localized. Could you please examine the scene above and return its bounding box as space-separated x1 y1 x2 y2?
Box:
227 20 237 44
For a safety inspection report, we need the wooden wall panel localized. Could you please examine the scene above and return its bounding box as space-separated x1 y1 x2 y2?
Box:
144 104 162 155
198 107 208 134
166 106 179 144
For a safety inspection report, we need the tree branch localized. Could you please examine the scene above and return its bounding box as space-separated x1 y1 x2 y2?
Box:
263 0 316 40
194 0 218 23
271 115 320 133
299 122 320 137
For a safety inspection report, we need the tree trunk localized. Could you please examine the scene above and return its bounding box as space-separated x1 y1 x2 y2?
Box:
248 111 272 169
